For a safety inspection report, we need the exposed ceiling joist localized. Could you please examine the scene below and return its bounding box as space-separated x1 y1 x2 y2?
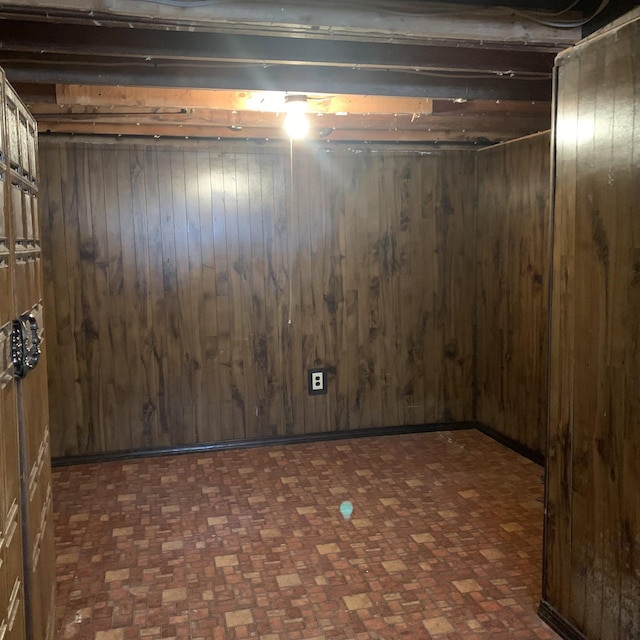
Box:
0 10 557 102
31 108 548 132
54 86 435 115
0 0 582 47
21 83 549 144
0 0 575 144
0 55 553 102
0 19 558 72
38 121 542 144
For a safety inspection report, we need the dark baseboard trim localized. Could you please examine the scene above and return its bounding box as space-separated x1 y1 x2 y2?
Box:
52 421 476 467
474 421 545 467
538 601 587 640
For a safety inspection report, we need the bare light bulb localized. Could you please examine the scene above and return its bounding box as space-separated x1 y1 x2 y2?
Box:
284 95 310 139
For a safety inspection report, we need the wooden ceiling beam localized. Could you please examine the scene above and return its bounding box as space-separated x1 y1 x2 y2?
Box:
37 121 527 143
431 98 551 116
54 85 434 115
0 55 553 102
32 109 550 133
49 85 551 120
0 19 556 75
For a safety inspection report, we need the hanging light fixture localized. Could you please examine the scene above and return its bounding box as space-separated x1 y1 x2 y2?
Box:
283 94 310 139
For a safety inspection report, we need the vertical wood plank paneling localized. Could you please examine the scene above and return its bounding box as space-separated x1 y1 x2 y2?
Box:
236 151 258 439
116 147 144 450
157 150 182 444
130 145 157 448
171 150 198 444
332 153 349 430
442 152 475 420
364 155 379 427
59 143 85 451
86 146 111 452
195 149 219 443
260 151 283 436
366 157 384 426
544 10 640 640
273 150 291 434
223 152 248 439
41 139 476 457
342 156 359 428
246 152 269 435
544 60 578 619
619 21 640 638
73 145 98 453
606 32 634 638
399 156 424 425
573 40 605 638
475 133 551 456
103 148 129 451
420 156 438 423
350 153 367 428
306 149 326 431
183 151 205 443
287 146 304 434
320 154 343 430
378 154 400 427
296 151 317 435
142 146 170 447
210 151 233 441
40 145 66 452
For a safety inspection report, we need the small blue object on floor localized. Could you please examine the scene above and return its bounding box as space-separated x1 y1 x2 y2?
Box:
340 500 353 520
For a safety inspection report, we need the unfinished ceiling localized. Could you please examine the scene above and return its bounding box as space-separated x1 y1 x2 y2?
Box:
0 0 629 145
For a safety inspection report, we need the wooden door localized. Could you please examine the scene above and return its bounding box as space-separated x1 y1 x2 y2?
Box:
4 81 55 640
0 70 28 640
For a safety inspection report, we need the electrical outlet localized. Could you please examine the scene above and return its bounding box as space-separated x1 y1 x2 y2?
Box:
308 368 327 395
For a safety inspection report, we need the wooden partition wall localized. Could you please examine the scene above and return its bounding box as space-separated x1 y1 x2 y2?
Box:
39 138 475 457
541 9 640 640
476 132 551 457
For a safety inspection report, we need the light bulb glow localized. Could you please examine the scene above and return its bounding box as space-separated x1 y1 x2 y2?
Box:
283 95 310 139
284 109 309 139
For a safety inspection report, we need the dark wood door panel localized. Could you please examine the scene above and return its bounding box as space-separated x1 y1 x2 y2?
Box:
0 337 25 640
1 71 53 640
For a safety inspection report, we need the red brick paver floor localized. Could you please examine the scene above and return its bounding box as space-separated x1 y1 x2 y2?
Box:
53 430 561 639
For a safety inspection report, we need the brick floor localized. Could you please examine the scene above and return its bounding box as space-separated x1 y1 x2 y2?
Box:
53 430 560 639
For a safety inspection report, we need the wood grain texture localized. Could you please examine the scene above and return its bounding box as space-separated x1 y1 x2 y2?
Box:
1 73 54 640
0 68 27 640
475 132 551 456
39 138 476 457
544 12 640 640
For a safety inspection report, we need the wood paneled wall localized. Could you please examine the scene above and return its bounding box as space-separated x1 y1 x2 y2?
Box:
543 9 640 640
39 138 475 457
475 132 551 456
